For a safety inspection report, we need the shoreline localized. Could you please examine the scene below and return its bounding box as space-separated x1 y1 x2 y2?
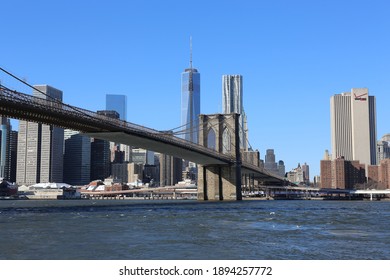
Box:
1 196 390 209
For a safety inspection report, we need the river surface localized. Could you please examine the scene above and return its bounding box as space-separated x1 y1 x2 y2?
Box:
1 199 389 260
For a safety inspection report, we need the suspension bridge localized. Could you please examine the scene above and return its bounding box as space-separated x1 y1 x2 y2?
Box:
0 70 290 200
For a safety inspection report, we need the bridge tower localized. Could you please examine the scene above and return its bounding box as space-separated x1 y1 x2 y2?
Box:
197 113 242 201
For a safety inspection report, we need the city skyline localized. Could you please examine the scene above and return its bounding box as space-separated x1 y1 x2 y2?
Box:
1 0 389 177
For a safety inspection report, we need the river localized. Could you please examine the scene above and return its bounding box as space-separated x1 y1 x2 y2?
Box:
1 199 389 259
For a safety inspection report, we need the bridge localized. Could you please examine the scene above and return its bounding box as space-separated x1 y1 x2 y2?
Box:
0 84 289 201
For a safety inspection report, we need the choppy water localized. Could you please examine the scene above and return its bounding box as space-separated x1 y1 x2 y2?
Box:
1 200 389 260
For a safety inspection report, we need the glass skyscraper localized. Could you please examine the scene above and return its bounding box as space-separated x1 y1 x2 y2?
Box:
106 94 127 121
181 63 200 143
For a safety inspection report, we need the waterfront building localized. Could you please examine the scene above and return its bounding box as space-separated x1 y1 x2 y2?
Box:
222 75 248 150
111 162 145 184
63 130 91 185
378 159 390 189
367 165 379 187
320 157 366 189
16 85 64 185
0 117 17 182
330 88 377 166
181 41 200 144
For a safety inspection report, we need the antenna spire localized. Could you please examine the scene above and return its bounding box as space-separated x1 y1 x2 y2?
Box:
190 36 193 69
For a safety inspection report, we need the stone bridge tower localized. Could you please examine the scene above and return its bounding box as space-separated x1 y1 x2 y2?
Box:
197 113 242 200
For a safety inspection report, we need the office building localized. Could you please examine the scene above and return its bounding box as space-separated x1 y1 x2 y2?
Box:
0 117 17 182
222 74 248 150
159 154 182 187
63 130 91 185
90 111 115 181
181 41 200 144
106 94 132 162
302 162 310 184
131 148 154 165
111 162 145 184
287 163 307 184
377 134 390 163
16 85 64 185
278 160 286 177
106 94 127 120
264 149 280 175
330 88 377 166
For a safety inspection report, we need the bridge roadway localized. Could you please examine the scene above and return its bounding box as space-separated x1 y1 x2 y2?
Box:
0 85 286 185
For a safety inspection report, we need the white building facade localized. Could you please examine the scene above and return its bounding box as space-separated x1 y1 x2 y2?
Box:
222 75 248 151
330 88 377 166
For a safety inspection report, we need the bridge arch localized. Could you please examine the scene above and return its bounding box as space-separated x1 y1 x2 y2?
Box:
222 126 231 154
207 128 216 150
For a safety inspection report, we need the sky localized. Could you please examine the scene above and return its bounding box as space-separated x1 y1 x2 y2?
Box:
1 0 389 178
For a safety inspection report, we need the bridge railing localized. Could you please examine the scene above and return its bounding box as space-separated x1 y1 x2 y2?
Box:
0 86 235 162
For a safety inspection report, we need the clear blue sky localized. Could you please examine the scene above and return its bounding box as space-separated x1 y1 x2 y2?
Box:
1 0 389 178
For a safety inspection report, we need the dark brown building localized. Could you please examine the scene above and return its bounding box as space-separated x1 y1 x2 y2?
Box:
320 157 366 189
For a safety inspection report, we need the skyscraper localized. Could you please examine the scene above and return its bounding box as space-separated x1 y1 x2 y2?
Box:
106 94 131 162
181 39 200 144
16 85 64 185
106 94 127 120
222 75 247 150
0 117 17 182
264 149 278 175
302 162 310 184
330 88 377 166
63 129 91 185
90 110 117 181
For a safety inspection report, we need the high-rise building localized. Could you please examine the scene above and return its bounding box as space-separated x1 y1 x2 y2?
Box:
106 94 127 121
278 160 286 177
302 162 310 184
16 85 64 185
159 153 182 187
90 111 115 181
330 88 377 166
0 117 17 182
181 40 200 144
222 75 248 150
106 94 131 162
264 149 278 174
63 130 91 185
90 137 110 181
131 148 154 165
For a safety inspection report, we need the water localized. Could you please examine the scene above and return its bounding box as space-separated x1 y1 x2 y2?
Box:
1 199 390 260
